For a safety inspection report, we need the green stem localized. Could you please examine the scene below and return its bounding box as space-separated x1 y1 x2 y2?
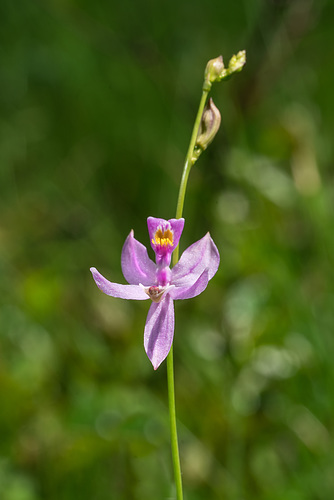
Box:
167 345 183 499
174 88 210 258
166 84 210 500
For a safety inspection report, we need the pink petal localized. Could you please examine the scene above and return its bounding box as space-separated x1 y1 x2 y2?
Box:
171 233 219 287
147 217 185 252
90 267 149 300
144 294 174 369
121 230 156 286
169 269 209 300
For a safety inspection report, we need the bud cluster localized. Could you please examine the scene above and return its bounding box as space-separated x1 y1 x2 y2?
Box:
204 50 246 88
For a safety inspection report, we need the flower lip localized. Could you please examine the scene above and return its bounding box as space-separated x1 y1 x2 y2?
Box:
147 217 185 255
152 227 174 248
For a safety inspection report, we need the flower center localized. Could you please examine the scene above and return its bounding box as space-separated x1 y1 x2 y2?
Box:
146 286 166 303
152 228 173 248
140 283 174 303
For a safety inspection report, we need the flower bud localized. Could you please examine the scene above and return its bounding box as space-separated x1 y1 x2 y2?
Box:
227 50 246 75
204 56 226 85
204 51 246 88
196 98 221 151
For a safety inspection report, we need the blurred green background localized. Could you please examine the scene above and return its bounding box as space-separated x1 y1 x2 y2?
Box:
1 0 334 499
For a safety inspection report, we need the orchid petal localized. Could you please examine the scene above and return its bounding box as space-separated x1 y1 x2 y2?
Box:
171 232 219 287
147 217 185 252
90 267 149 300
168 218 185 249
121 230 156 286
144 294 174 370
169 269 209 300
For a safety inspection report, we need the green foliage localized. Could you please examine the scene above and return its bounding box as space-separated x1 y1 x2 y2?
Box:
1 0 334 498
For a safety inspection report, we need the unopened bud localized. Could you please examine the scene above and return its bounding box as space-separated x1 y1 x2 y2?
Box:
204 56 226 86
204 50 246 88
196 98 221 151
227 50 246 75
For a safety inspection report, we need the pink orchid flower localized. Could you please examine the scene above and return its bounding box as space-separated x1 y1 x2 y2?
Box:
90 217 219 369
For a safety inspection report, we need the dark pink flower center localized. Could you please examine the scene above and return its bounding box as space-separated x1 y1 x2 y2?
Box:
146 286 166 303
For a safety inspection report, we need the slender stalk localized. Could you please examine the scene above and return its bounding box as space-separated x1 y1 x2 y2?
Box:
167 345 183 499
166 85 210 500
174 88 209 262
166 51 246 498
